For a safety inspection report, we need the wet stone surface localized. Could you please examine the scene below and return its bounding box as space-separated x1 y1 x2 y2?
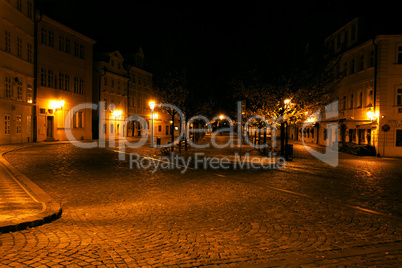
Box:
0 143 401 267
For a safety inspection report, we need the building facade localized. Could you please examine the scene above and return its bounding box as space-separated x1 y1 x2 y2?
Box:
298 18 402 157
93 50 129 140
0 0 34 144
36 15 95 142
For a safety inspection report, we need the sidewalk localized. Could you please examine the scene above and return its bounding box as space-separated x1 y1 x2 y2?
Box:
0 143 62 233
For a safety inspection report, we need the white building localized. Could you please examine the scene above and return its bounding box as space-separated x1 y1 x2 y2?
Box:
0 0 34 144
299 17 402 157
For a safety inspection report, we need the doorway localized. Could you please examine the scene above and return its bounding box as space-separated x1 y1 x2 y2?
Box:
47 116 54 139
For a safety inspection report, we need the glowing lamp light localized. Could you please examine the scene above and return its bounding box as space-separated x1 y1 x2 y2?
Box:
153 113 158 119
49 100 65 110
219 114 224 120
284 99 291 106
112 110 122 117
367 111 374 119
149 101 155 110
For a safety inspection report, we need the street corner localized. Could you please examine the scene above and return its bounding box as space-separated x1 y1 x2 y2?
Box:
0 150 62 234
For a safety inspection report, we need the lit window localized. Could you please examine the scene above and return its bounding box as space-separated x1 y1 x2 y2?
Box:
27 84 33 103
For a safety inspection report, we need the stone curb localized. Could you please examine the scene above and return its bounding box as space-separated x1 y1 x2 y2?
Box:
0 145 62 234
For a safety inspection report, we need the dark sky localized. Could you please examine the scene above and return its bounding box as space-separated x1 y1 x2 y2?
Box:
36 0 396 112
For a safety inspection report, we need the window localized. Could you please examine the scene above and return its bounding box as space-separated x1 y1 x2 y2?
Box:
369 50 375 67
74 43 84 59
358 91 363 107
396 130 402 147
111 79 114 88
59 36 65 51
64 74 70 91
74 42 79 57
397 88 402 106
27 84 32 103
65 38 70 53
341 96 346 110
79 44 84 59
350 94 354 109
27 43 32 62
397 45 402 64
73 77 84 94
41 28 47 45
104 77 107 86
17 81 22 101
367 90 373 106
5 30 11 52
27 1 33 20
110 124 114 134
4 115 10 135
58 73 69 91
40 68 47 86
73 111 83 128
17 37 22 57
16 115 22 134
47 69 54 88
5 76 12 99
359 54 364 71
48 30 54 47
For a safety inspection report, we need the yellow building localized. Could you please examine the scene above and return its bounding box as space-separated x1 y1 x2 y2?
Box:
36 15 95 142
0 0 34 144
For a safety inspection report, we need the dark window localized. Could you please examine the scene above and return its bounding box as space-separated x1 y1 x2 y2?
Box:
396 130 402 146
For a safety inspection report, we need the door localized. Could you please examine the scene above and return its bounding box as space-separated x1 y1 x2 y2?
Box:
46 116 54 138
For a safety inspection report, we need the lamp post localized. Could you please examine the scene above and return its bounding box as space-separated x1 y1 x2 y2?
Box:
281 99 291 158
149 101 155 148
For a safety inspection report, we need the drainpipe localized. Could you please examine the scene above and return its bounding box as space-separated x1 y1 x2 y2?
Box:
33 6 42 142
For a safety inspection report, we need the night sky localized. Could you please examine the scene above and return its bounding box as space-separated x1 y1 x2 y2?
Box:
36 0 396 113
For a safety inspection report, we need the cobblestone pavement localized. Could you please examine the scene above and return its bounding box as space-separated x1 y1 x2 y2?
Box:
0 141 401 267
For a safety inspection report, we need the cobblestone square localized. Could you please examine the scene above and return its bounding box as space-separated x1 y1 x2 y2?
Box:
0 141 401 267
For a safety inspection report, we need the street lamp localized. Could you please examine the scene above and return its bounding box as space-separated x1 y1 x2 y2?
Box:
149 101 155 148
112 110 122 135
